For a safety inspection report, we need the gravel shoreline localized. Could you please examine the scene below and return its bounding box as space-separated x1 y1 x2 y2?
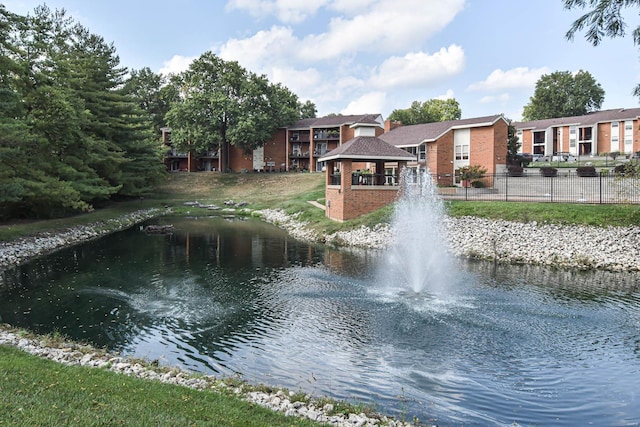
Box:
1 207 639 426
0 208 167 270
259 209 640 272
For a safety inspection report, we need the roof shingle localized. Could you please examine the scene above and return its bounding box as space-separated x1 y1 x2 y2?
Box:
514 108 640 130
318 136 415 162
379 114 505 147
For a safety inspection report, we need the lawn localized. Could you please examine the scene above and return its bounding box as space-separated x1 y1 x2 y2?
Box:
0 344 320 427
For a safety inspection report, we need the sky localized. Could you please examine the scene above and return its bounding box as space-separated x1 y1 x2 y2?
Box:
4 0 640 121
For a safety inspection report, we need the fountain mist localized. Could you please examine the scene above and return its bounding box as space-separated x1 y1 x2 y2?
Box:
378 168 455 294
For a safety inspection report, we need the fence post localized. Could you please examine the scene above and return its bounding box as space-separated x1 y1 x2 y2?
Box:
504 172 508 201
599 171 603 204
550 175 554 202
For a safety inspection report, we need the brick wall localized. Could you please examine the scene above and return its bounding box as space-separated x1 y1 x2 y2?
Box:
384 120 402 133
341 125 355 142
435 132 454 183
264 129 287 171
342 187 398 220
228 146 253 172
324 159 402 221
469 122 507 174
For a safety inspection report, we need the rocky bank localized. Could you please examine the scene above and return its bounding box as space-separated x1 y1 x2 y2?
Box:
259 209 640 272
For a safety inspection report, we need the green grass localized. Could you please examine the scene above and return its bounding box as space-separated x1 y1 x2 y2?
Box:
0 344 319 427
526 159 627 168
445 200 640 227
0 199 165 242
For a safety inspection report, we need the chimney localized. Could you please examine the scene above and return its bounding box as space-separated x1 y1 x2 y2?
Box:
384 119 402 133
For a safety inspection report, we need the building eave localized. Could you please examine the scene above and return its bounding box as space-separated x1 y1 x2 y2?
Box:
319 154 415 162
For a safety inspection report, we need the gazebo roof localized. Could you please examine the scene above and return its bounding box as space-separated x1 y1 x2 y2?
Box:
318 136 416 162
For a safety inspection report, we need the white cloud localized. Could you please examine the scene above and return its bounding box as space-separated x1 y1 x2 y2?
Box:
218 26 298 71
435 89 456 100
158 55 197 76
468 67 550 91
225 0 327 23
328 0 378 14
270 66 323 93
341 91 387 115
368 45 465 89
479 93 511 104
298 0 465 60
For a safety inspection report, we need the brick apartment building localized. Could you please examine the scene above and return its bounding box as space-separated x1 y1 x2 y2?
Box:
514 108 640 158
163 113 509 186
378 114 509 186
162 114 385 173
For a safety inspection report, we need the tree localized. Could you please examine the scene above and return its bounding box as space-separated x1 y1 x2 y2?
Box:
298 100 317 119
521 70 604 120
166 51 299 172
564 0 640 97
0 4 163 219
506 120 522 164
387 99 461 125
122 67 179 136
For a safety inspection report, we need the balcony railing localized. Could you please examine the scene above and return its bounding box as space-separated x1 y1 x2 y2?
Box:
313 130 339 141
199 151 219 158
167 149 188 157
329 173 400 186
290 151 310 158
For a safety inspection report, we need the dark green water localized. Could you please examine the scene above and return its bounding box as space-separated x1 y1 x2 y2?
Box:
1 215 639 427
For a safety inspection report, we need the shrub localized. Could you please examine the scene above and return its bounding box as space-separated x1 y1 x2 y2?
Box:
471 180 486 188
576 166 597 177
458 164 487 180
507 166 523 177
539 167 557 177
615 163 640 177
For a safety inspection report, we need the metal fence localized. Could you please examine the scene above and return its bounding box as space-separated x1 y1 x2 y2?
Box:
437 171 640 204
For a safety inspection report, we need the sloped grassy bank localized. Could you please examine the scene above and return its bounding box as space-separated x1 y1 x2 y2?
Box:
0 326 412 427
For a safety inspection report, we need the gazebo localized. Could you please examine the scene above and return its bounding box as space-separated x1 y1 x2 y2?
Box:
318 123 416 221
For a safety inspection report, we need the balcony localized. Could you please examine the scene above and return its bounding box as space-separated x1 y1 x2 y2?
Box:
313 130 340 141
166 148 187 158
289 151 310 158
199 151 219 158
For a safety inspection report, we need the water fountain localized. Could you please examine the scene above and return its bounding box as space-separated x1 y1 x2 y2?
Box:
378 167 456 295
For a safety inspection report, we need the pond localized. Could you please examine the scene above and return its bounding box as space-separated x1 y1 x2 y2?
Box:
1 215 639 426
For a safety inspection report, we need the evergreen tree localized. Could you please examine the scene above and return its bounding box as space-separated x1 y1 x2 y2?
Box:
123 67 179 136
0 5 163 219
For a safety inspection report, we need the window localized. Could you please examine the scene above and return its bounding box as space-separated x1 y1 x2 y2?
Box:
533 131 545 155
578 127 592 141
569 126 577 148
455 144 469 160
625 120 633 153
418 144 426 161
611 122 620 152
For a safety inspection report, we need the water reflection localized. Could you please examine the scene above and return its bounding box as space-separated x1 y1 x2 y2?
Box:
1 216 639 427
